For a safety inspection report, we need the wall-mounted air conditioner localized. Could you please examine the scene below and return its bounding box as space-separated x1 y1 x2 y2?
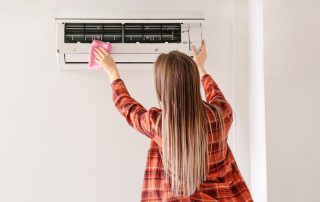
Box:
55 14 204 70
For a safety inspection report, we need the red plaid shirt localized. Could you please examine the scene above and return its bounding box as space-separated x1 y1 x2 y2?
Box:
111 74 253 202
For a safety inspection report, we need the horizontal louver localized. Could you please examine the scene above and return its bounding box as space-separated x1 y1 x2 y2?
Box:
64 23 181 43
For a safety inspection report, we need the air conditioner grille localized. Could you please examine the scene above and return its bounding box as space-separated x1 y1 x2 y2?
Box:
124 23 181 43
64 23 181 43
64 23 122 43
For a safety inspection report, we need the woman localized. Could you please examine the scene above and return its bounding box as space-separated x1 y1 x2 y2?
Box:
94 40 253 202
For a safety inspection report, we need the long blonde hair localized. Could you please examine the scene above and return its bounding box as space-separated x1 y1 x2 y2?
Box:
154 51 225 197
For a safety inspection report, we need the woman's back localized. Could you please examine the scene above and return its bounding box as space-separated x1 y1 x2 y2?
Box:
110 74 253 201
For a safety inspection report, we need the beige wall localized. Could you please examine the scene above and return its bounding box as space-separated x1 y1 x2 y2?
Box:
0 0 252 201
263 0 320 201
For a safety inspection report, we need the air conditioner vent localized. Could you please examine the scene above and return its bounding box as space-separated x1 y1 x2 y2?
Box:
64 23 181 44
124 23 181 43
64 23 122 43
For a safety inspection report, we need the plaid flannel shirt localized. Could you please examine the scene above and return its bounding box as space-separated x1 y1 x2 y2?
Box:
111 73 253 202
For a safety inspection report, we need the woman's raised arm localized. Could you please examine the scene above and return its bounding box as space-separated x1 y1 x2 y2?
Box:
192 40 233 121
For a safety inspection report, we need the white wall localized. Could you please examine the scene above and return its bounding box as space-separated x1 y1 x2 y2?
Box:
263 0 320 201
248 0 268 201
0 0 252 201
231 0 252 191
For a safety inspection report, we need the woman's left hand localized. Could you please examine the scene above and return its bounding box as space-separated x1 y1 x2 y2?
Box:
94 47 120 82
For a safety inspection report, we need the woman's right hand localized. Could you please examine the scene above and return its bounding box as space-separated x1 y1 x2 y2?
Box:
192 39 207 77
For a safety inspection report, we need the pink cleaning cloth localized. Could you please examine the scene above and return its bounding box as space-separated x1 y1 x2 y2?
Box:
88 40 112 69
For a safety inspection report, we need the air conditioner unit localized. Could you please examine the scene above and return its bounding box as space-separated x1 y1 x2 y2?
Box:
55 15 204 70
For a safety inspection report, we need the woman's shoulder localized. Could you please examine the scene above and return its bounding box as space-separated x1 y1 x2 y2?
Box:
149 107 161 115
148 107 162 123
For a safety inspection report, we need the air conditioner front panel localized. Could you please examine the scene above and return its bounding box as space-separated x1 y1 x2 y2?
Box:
65 53 158 63
60 43 191 54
